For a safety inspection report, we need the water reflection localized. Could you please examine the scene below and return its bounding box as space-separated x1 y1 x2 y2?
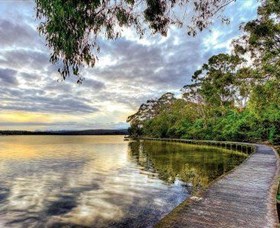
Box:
0 136 247 227
129 141 247 193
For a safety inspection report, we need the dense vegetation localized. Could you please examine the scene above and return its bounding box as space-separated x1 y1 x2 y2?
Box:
128 0 280 145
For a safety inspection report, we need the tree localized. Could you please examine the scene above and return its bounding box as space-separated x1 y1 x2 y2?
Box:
127 92 176 136
233 0 280 142
185 54 243 114
233 0 280 81
127 0 280 144
35 0 235 82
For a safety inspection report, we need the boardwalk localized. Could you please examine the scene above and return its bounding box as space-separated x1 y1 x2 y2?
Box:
156 143 279 228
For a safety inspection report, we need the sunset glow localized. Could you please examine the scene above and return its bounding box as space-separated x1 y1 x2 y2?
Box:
0 0 258 130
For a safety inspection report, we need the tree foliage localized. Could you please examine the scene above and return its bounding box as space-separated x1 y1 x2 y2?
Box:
127 92 176 136
35 0 235 81
190 54 243 111
128 0 280 144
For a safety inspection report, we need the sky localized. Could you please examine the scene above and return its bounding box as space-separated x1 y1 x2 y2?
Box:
0 0 259 131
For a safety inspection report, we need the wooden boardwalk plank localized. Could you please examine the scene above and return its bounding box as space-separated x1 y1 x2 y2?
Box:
156 144 279 228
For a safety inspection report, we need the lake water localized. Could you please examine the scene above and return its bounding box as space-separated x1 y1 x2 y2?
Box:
0 136 247 227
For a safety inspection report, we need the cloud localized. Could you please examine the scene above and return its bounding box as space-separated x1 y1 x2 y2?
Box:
0 49 49 70
80 78 106 91
0 68 18 85
0 0 259 130
0 90 99 114
0 17 44 50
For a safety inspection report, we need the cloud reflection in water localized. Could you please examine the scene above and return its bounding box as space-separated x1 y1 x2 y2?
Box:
0 136 246 227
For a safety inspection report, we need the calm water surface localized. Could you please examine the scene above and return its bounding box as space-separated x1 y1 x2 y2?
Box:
0 136 247 227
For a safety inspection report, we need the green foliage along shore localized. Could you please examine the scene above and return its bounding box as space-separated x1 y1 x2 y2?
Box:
127 0 280 144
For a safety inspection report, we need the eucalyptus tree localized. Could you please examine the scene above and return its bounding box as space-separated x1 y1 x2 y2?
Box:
35 0 236 82
127 92 176 136
233 0 280 119
234 0 280 77
126 0 280 143
183 0 280 112
184 54 243 114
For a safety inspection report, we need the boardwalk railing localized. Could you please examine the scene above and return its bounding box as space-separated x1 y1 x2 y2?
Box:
137 137 256 155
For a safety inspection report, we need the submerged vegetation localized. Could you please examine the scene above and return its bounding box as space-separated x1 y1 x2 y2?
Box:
128 0 280 145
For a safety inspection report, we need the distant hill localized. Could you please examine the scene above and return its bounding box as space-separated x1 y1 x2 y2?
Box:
0 129 128 135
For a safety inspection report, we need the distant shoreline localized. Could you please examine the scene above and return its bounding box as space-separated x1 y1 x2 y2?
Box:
0 129 128 136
